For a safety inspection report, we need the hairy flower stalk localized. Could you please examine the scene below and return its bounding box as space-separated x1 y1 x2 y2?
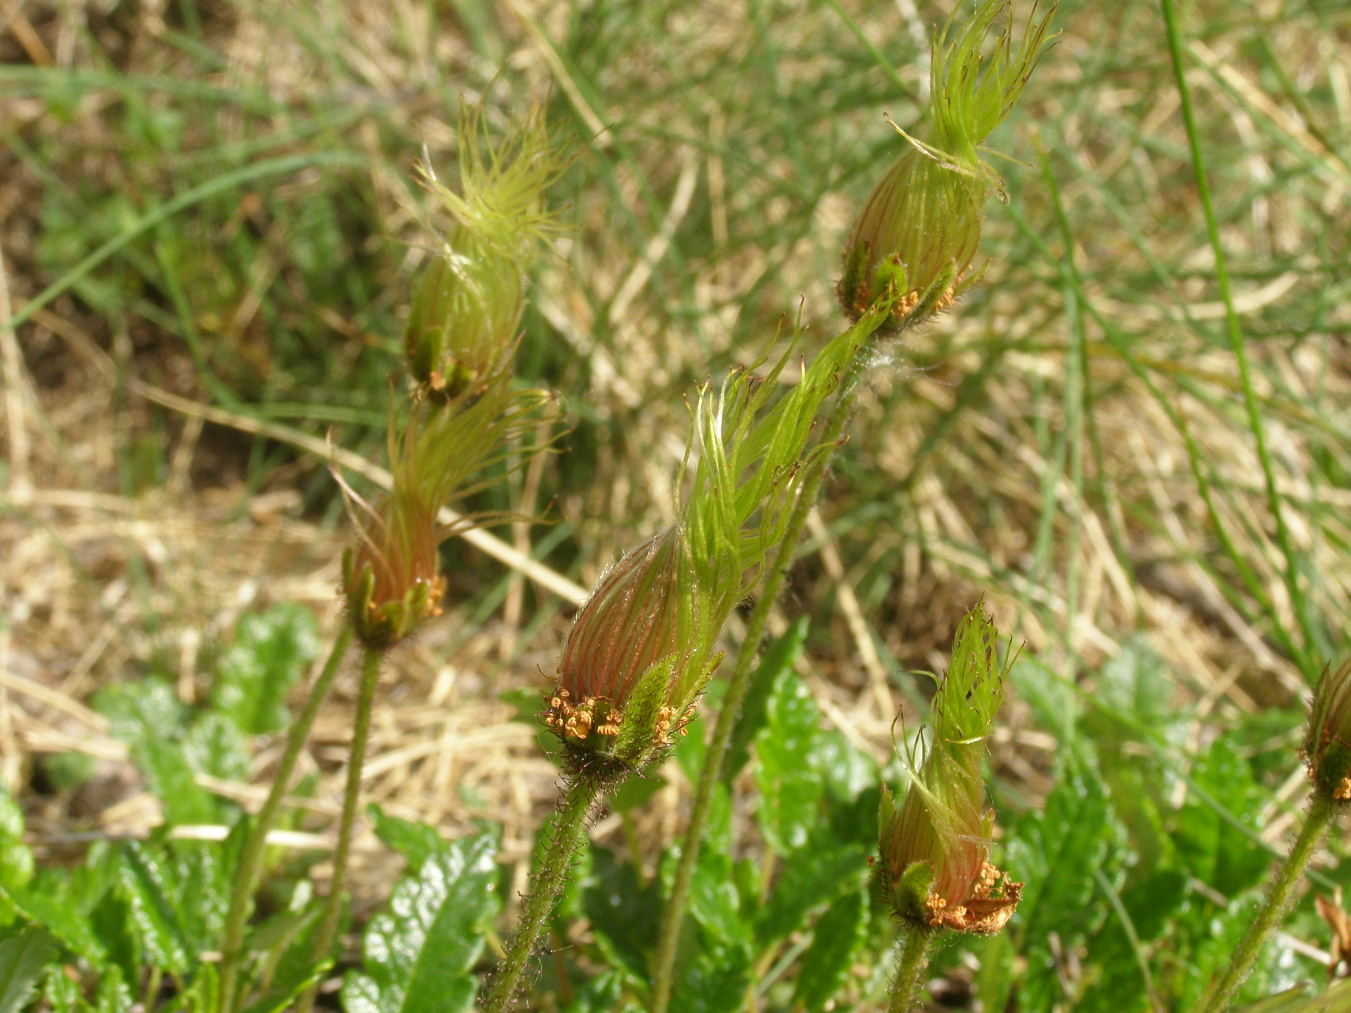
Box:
880 609 1020 1011
1202 659 1351 1012
838 0 1058 329
405 106 568 397
217 104 567 1013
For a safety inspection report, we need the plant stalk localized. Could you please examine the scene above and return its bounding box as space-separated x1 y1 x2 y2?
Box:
650 349 870 1012
1201 793 1339 1012
216 624 353 1013
481 776 601 1012
888 927 935 1013
296 645 384 1013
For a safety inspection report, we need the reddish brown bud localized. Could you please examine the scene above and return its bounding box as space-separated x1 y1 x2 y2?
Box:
545 527 704 767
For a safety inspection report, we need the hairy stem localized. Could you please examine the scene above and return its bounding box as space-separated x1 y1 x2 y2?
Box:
888 927 935 1013
1201 793 1339 1013
216 624 353 1013
297 645 384 1013
481 776 601 1012
651 350 869 1012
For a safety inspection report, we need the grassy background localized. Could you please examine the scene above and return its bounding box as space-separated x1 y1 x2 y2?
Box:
3 0 1349 1008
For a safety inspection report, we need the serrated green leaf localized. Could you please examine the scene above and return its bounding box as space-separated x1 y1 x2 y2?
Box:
793 890 867 1012
118 841 192 975
561 969 642 1013
754 668 823 855
0 929 56 1013
42 960 132 1013
1092 638 1185 742
42 963 78 1013
341 831 499 1013
93 679 216 825
813 728 876 806
1012 655 1080 744
90 967 132 1013
183 711 251 786
674 943 752 1013
2 845 121 966
170 840 228 957
94 678 186 738
1006 765 1117 1009
212 604 317 735
755 827 868 946
689 850 747 950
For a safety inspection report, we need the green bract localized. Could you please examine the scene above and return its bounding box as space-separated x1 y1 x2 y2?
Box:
839 0 1058 329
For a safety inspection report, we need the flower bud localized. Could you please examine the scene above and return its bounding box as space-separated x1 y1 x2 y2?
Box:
546 526 711 772
1305 658 1351 803
877 609 1021 934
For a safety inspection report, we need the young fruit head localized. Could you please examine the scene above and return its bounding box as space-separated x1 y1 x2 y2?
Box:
877 608 1021 934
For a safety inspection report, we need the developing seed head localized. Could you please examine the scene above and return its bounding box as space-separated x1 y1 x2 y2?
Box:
877 608 1021 933
406 104 569 397
1305 658 1351 804
340 377 559 650
839 0 1058 329
838 144 985 327
547 526 707 770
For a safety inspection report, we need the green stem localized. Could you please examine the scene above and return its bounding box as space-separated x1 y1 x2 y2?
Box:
297 646 384 1013
1201 793 1339 1012
887 927 935 1013
216 625 353 1013
650 351 869 1012
481 776 601 1013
